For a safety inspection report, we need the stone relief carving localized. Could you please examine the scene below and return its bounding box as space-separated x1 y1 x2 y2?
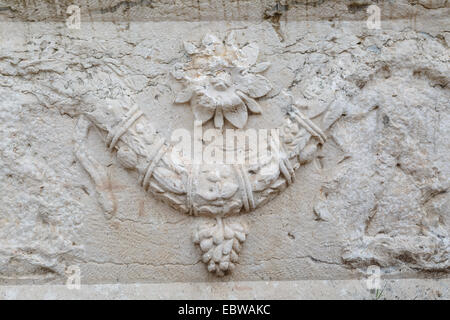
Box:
193 217 248 276
74 33 334 276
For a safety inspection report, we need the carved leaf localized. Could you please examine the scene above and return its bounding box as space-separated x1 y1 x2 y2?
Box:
153 167 186 194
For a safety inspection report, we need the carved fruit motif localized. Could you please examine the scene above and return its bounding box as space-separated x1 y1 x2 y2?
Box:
193 217 248 276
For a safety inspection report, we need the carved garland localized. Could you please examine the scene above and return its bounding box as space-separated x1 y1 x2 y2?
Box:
74 33 330 276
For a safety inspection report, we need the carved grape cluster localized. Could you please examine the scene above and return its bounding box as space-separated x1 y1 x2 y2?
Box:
193 219 248 276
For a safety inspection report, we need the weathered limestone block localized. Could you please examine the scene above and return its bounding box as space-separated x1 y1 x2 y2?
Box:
0 0 448 285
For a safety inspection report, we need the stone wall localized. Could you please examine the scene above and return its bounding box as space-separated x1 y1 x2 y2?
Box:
0 0 448 289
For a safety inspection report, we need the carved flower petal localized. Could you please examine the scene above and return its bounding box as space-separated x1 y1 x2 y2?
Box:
241 43 259 66
238 74 272 98
214 108 224 129
174 88 193 103
223 103 248 129
236 91 262 114
193 104 215 124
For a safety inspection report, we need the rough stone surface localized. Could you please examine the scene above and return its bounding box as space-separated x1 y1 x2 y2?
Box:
1 279 449 300
0 0 448 293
